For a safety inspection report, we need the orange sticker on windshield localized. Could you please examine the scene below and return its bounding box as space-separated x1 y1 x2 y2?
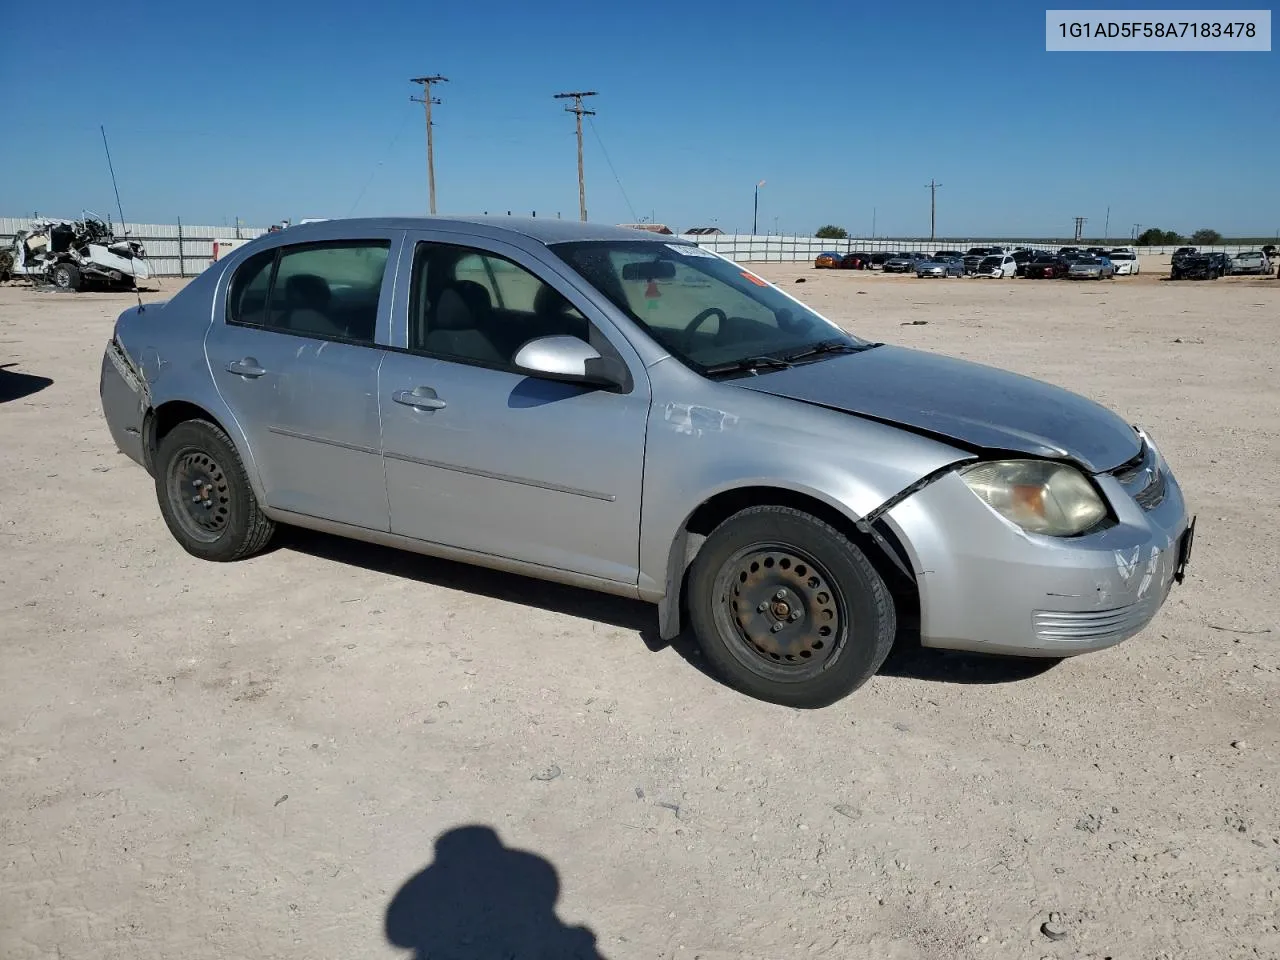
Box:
741 271 767 286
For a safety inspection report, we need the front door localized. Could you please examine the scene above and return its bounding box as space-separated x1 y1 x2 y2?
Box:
378 233 650 585
206 236 398 531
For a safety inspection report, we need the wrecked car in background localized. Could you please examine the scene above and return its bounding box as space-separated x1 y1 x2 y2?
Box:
98 216 1195 709
1171 251 1230 281
8 214 153 291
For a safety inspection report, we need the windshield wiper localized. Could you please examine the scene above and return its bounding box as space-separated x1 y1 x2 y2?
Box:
703 355 795 378
781 339 876 363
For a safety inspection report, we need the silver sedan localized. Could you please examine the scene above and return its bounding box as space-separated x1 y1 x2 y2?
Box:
99 217 1194 707
915 255 965 278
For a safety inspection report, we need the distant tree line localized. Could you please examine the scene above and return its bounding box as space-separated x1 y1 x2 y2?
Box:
1136 227 1226 245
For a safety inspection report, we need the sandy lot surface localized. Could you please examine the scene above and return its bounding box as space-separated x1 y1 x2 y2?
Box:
2 267 1278 960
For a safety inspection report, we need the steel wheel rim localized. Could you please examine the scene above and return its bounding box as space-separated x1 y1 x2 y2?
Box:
53 268 70 288
711 542 847 681
167 446 231 543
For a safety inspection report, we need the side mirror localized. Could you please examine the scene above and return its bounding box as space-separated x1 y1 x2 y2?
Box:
512 335 627 391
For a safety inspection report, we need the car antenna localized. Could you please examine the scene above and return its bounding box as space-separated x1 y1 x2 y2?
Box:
101 125 145 312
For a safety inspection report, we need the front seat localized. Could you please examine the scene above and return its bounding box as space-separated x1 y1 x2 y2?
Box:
425 280 505 364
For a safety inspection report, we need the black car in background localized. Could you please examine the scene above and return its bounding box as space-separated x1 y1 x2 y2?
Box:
883 251 927 273
840 251 872 269
1024 254 1070 279
1172 251 1230 280
1170 247 1198 274
1011 249 1040 276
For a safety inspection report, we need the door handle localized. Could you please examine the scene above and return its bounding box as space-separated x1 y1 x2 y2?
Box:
393 387 447 411
225 358 266 378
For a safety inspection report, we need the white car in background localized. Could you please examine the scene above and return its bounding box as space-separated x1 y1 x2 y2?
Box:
974 253 1017 278
1229 250 1271 275
1108 248 1140 275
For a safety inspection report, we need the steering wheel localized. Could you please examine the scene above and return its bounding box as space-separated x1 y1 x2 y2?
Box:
684 306 727 338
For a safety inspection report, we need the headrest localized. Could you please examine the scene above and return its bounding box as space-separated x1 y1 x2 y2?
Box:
435 281 492 330
285 273 330 310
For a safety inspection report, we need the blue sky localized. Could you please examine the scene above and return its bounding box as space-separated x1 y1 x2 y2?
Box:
0 0 1275 237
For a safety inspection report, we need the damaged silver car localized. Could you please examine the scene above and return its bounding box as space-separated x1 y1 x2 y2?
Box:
9 213 153 291
98 218 1195 707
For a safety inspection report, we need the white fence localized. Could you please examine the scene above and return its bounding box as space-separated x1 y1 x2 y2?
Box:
0 216 269 277
3 215 1271 274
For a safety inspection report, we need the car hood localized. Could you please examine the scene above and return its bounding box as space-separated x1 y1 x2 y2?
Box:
731 345 1142 473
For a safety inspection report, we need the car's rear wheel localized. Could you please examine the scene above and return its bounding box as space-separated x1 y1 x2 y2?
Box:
154 419 276 562
687 506 896 708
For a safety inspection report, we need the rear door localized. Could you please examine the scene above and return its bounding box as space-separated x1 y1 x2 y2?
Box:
206 233 400 530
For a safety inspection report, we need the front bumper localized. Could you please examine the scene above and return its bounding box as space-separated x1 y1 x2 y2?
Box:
883 462 1192 657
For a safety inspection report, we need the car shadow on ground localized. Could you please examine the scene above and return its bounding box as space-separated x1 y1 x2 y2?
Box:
283 527 1057 688
0 364 54 403
385 824 608 959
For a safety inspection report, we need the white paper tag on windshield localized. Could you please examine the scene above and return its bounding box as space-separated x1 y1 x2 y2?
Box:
665 243 717 258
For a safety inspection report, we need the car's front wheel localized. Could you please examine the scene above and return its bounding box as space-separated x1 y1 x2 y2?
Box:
51 263 80 291
154 419 276 562
687 506 896 708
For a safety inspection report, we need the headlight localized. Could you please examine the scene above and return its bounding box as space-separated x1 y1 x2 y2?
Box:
958 459 1108 536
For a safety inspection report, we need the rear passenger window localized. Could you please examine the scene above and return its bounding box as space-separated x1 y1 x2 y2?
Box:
227 249 275 327
226 241 390 345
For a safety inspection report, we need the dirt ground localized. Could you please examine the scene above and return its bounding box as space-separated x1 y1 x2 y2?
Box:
2 265 1277 960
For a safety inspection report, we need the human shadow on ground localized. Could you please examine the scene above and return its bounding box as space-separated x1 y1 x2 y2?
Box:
0 363 53 403
283 527 1056 689
385 825 607 960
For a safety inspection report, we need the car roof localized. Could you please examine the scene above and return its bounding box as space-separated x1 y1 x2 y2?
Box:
264 215 677 246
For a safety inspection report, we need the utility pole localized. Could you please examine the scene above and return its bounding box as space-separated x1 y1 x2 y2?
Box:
753 180 765 234
1103 205 1110 241
1073 216 1087 242
410 75 448 214
925 180 942 242
871 207 876 238
1133 223 1141 242
554 91 597 221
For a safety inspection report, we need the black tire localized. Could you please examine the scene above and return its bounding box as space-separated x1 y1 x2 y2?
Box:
154 419 275 561
51 262 80 291
687 505 896 708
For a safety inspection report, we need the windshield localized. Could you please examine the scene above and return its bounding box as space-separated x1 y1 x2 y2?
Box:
1109 251 1134 259
1076 257 1102 265
979 256 1001 267
550 240 868 372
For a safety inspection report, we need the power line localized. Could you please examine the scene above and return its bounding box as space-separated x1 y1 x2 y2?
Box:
554 91 597 222
410 75 448 214
1073 216 1087 242
925 180 942 242
586 116 636 223
348 111 413 216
